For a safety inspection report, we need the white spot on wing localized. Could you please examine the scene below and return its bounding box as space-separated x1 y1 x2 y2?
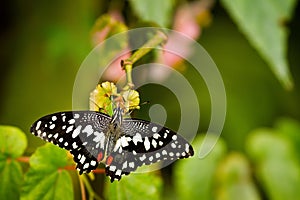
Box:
80 155 86 164
49 124 55 130
152 126 158 132
52 116 57 121
35 121 41 130
72 142 78 149
171 143 176 148
122 161 128 169
140 154 146 161
113 139 121 152
53 133 59 139
66 125 74 133
129 162 134 168
162 150 167 155
144 137 150 151
72 125 82 138
120 136 129 147
93 131 104 143
153 133 160 139
109 165 116 171
90 160 97 166
185 143 190 152
115 170 122 176
83 163 89 169
151 139 157 148
164 132 168 138
82 125 93 136
132 133 143 145
149 156 153 161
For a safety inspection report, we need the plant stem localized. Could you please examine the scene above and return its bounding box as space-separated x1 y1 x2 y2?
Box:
16 156 30 163
122 30 167 88
127 30 167 64
81 174 103 200
78 174 87 200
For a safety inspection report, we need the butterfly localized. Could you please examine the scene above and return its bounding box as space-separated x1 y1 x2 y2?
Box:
30 107 194 182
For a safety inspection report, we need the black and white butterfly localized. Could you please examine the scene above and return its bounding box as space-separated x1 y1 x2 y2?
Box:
30 107 194 182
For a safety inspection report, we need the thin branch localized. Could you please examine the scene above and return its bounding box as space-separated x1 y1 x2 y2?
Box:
81 174 103 200
121 30 168 88
78 173 87 200
92 168 105 174
125 30 167 65
16 156 30 163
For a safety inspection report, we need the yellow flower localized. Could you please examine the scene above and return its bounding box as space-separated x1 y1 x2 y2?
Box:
89 82 117 115
122 89 140 112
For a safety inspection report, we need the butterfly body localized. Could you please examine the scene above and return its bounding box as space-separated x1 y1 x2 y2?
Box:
30 107 194 182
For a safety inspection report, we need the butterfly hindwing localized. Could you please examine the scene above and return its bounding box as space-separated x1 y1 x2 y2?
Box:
122 119 193 157
104 118 194 182
30 111 112 173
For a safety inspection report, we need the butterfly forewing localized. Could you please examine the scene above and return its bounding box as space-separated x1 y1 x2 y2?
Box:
30 111 112 174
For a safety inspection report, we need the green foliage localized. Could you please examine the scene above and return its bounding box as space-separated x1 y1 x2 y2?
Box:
21 144 74 200
0 158 23 200
0 126 27 158
0 126 27 200
246 128 300 200
105 172 163 200
129 0 175 27
215 153 261 200
221 0 297 89
174 135 226 200
275 118 300 158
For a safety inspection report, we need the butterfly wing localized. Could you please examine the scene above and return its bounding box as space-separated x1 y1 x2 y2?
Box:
105 118 194 182
30 111 111 174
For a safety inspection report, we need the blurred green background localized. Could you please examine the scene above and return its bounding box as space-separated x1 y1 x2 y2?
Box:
0 0 300 199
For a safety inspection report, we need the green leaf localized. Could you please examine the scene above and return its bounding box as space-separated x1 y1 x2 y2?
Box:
21 144 74 200
105 172 163 200
275 118 300 158
0 125 27 158
246 129 300 200
0 160 23 200
215 153 261 200
174 134 227 200
129 0 175 27
221 0 297 89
